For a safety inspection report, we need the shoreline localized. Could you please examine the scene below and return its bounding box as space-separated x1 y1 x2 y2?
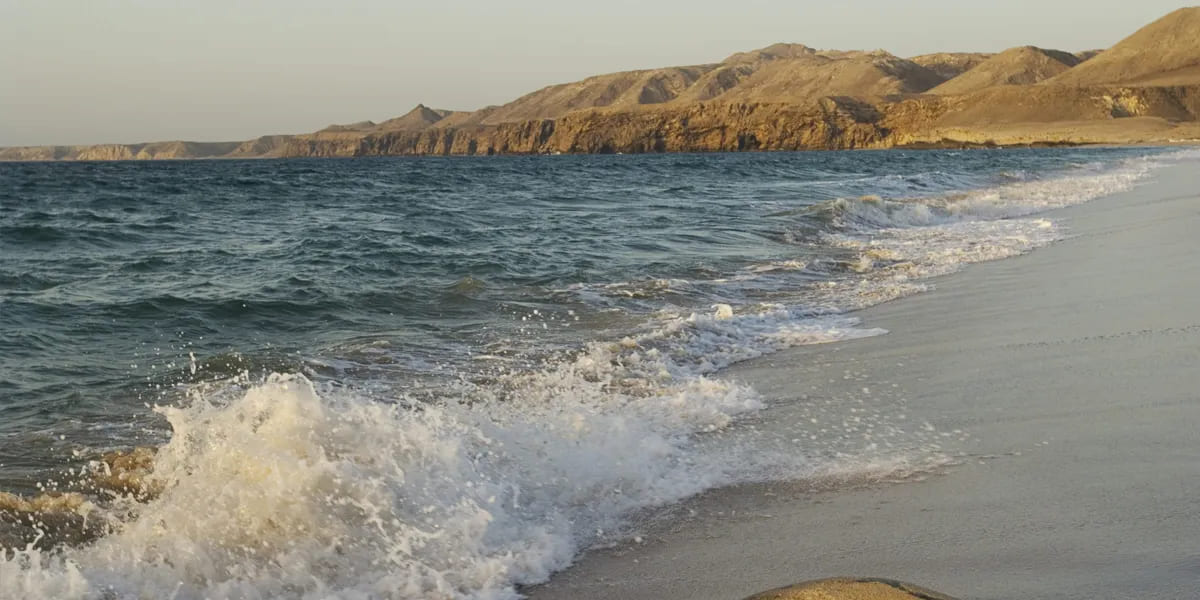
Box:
3 139 1198 164
529 157 1200 599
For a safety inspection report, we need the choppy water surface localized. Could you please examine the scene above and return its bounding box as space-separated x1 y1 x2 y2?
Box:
0 148 1182 598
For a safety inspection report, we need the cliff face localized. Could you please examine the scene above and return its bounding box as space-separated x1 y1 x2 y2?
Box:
279 100 892 158
273 84 1200 158
5 84 1198 163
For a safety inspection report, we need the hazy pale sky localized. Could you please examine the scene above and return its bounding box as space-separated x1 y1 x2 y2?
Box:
0 1 1190 146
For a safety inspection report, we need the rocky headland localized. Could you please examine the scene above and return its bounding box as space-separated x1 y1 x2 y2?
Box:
5 7 1200 161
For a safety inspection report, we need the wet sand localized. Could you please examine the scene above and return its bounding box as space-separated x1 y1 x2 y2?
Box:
530 159 1200 600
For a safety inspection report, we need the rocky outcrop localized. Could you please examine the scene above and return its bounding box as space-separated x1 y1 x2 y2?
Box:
909 52 994 80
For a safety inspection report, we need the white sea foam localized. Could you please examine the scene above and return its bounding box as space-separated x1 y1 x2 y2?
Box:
3 151 1187 599
2 308 906 599
825 159 1153 229
803 155 1164 312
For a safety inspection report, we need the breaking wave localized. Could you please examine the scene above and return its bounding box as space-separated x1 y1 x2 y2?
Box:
3 311 919 599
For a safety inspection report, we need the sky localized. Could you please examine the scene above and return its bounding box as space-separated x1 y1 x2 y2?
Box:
0 0 1191 146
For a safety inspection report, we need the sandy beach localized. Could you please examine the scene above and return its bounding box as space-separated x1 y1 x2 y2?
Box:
530 158 1200 600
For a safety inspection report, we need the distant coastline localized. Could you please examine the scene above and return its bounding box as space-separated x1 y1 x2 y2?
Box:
10 136 1191 164
5 8 1200 162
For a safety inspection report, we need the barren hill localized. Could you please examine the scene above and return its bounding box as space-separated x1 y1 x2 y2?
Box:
132 141 242 159
685 51 944 104
435 107 497 129
474 46 943 125
318 121 376 133
477 65 716 125
722 43 886 63
723 43 819 63
375 105 455 131
910 52 994 81
1052 7 1200 86
317 105 472 135
227 135 293 158
929 46 1080 95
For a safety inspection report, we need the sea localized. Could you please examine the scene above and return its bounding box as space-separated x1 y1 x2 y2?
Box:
0 147 1189 598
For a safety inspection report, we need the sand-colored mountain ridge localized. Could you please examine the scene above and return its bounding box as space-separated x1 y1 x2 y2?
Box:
4 7 1200 161
1053 7 1200 86
928 46 1080 95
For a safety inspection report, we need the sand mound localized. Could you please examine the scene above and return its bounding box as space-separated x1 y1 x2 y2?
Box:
910 52 994 81
929 46 1080 95
1052 7 1200 86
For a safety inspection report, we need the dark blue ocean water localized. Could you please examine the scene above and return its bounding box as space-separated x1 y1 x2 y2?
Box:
0 148 1169 490
5 147 1192 598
